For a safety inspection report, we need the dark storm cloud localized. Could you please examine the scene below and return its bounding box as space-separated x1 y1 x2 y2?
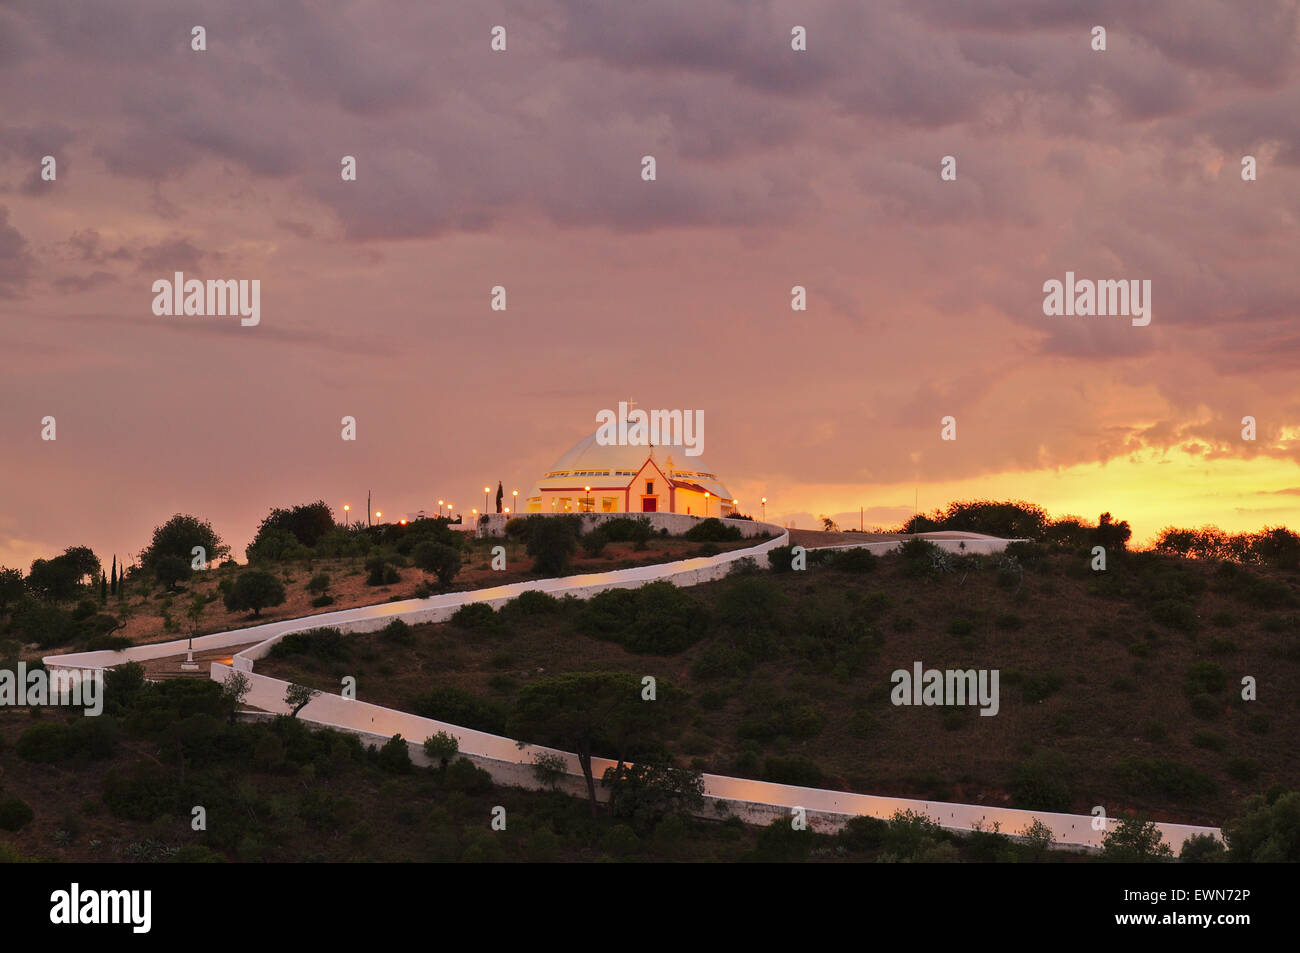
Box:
0 206 33 296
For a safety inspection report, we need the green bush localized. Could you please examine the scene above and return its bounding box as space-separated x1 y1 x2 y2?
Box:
1113 757 1217 800
526 517 580 575
378 734 412 774
268 627 348 661
415 686 508 735
684 518 742 543
15 721 72 763
762 756 824 786
1178 833 1227 863
0 797 35 831
578 581 707 654
445 758 494 794
1150 599 1198 633
1223 790 1300 862
580 528 609 556
412 541 461 587
423 731 459 765
1010 750 1073 812
223 571 286 617
451 602 499 630
1184 661 1226 696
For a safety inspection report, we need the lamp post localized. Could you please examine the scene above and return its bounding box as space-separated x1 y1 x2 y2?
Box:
704 491 710 517
512 489 518 513
375 511 382 523
343 504 350 529
585 486 591 513
761 497 767 521
437 499 444 521
484 487 490 513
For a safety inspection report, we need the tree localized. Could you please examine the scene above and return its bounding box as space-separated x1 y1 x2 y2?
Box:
26 547 99 601
526 517 579 575
252 501 336 549
223 571 286 617
110 555 117 596
412 540 461 587
141 514 229 571
1101 816 1173 862
820 516 839 532
1092 512 1132 552
186 593 206 637
0 567 24 611
602 752 705 833
509 672 675 815
219 670 251 724
245 527 308 564
423 731 459 767
284 683 320 718
154 554 192 591
1224 789 1300 862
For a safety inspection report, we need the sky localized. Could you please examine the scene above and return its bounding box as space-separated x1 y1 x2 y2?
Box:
2 0 1300 567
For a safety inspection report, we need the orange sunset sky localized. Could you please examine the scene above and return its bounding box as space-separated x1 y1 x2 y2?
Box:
2 0 1299 567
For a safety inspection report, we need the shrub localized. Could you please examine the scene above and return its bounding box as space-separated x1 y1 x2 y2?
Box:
268 627 348 661
310 594 334 608
767 544 797 572
378 734 412 774
737 696 824 743
526 517 579 575
1223 790 1300 862
600 517 653 546
415 687 508 735
16 721 71 763
1184 661 1226 696
1101 817 1173 862
0 797 35 831
451 602 499 630
1010 750 1073 812
578 581 707 654
1179 833 1227 863
364 554 400 587
503 589 561 617
762 756 824 786
838 815 889 852
1113 757 1217 800
153 555 192 590
412 541 461 587
1188 693 1221 720
580 528 608 556
308 572 331 595
423 731 459 765
1150 599 1198 633
222 571 286 617
445 757 494 794
684 518 742 543
1225 758 1261 782
752 818 811 862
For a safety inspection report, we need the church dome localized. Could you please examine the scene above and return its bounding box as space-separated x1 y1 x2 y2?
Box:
524 427 734 509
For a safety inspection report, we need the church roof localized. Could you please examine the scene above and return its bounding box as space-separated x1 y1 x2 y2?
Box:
526 429 734 501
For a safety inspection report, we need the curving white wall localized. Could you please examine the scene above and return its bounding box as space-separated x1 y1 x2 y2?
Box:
43 523 1222 853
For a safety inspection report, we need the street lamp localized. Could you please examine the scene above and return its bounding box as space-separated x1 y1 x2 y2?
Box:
512 489 518 512
704 491 710 517
585 486 591 513
375 511 382 522
761 497 767 520
343 504 350 528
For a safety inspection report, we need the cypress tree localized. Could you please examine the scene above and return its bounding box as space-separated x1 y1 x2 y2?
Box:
110 555 118 595
100 570 108 603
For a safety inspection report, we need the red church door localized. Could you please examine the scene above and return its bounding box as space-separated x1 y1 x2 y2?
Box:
642 498 657 512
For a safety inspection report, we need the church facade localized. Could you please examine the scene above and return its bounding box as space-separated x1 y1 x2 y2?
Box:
523 426 737 517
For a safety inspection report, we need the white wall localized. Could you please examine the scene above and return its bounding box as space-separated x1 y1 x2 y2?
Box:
45 522 1222 853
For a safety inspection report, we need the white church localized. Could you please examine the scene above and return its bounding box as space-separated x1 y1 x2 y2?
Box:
523 411 737 517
